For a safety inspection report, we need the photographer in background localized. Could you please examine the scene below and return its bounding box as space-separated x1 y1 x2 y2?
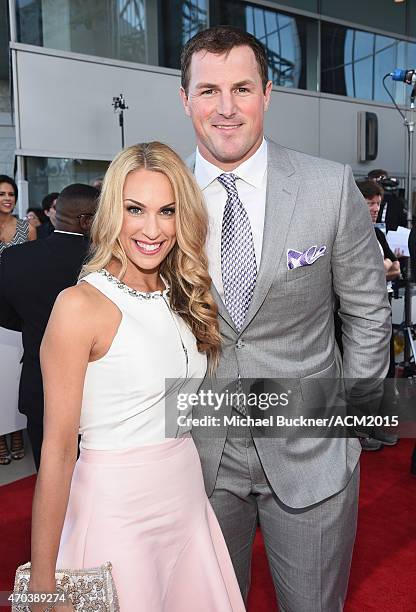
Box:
0 183 98 469
358 181 401 288
357 180 400 450
367 169 407 232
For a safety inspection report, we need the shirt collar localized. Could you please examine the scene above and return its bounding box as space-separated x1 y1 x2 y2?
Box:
54 230 84 237
194 137 267 190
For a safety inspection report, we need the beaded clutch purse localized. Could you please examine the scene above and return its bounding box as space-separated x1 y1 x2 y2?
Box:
13 561 120 611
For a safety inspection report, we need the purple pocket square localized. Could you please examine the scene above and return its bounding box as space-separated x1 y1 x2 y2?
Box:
287 245 327 270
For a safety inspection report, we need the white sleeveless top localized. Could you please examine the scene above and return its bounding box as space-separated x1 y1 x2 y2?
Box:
79 270 207 450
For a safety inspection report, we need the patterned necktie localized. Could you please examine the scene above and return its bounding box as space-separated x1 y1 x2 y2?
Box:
219 173 257 331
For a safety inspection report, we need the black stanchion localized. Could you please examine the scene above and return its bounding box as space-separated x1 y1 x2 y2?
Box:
112 94 128 149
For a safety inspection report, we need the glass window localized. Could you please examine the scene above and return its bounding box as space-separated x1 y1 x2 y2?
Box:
268 1 318 12
0 0 14 177
211 0 318 91
321 22 412 105
407 42 416 76
320 0 406 38
410 3 416 39
16 0 148 64
15 0 43 46
25 157 110 207
158 0 208 70
0 0 11 113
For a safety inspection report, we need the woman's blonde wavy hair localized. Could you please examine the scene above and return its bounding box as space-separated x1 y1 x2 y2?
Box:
81 141 221 369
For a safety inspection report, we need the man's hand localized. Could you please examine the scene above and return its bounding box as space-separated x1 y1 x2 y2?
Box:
384 259 401 281
394 247 406 258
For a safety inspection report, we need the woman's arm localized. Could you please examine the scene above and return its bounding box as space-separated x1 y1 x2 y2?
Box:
28 224 37 241
28 286 95 594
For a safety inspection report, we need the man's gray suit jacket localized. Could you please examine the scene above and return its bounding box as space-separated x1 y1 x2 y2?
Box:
189 139 391 509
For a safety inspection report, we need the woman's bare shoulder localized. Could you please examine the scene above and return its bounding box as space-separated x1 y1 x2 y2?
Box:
52 281 107 320
54 280 120 322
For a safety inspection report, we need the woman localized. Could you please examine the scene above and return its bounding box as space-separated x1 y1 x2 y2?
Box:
0 175 35 464
28 143 245 611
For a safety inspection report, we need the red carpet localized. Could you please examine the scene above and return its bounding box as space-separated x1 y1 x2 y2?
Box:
0 474 35 593
1 440 415 610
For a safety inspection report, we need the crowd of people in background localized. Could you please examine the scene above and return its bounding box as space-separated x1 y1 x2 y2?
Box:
330 168 414 452
0 174 34 464
0 175 100 465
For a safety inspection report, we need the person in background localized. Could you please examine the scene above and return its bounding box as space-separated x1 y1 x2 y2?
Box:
37 192 59 239
26 207 47 229
367 169 407 232
358 180 401 284
90 176 104 191
0 184 99 470
0 174 36 464
357 179 400 450
0 175 36 255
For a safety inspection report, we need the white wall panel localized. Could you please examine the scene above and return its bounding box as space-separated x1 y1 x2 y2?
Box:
319 97 409 177
15 48 196 159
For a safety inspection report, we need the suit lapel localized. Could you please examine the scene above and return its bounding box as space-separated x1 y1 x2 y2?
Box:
210 282 236 331
189 142 299 333
239 141 299 333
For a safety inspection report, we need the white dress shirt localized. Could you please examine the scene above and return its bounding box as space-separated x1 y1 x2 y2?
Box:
194 138 268 299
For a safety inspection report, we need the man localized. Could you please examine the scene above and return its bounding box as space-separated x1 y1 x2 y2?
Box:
356 179 400 450
180 26 391 611
36 191 59 239
367 169 407 232
357 180 401 285
0 183 98 470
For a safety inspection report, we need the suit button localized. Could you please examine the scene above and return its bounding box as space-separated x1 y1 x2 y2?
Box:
236 339 244 349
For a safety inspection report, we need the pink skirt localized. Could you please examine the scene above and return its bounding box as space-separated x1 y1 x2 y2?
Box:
57 438 245 611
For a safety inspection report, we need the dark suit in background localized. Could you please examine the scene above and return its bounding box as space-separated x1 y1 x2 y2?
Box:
376 192 407 231
36 219 55 239
409 226 416 282
0 232 89 469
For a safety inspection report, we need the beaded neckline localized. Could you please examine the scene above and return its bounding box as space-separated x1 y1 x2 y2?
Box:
97 268 169 300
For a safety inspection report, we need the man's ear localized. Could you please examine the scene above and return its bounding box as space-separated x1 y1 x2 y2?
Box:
78 216 92 234
180 87 191 117
263 80 273 112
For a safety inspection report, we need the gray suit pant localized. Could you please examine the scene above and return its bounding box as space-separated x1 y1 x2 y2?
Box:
209 431 359 612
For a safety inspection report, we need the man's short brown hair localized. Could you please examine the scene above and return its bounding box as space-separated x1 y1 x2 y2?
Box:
356 179 384 200
181 25 269 94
